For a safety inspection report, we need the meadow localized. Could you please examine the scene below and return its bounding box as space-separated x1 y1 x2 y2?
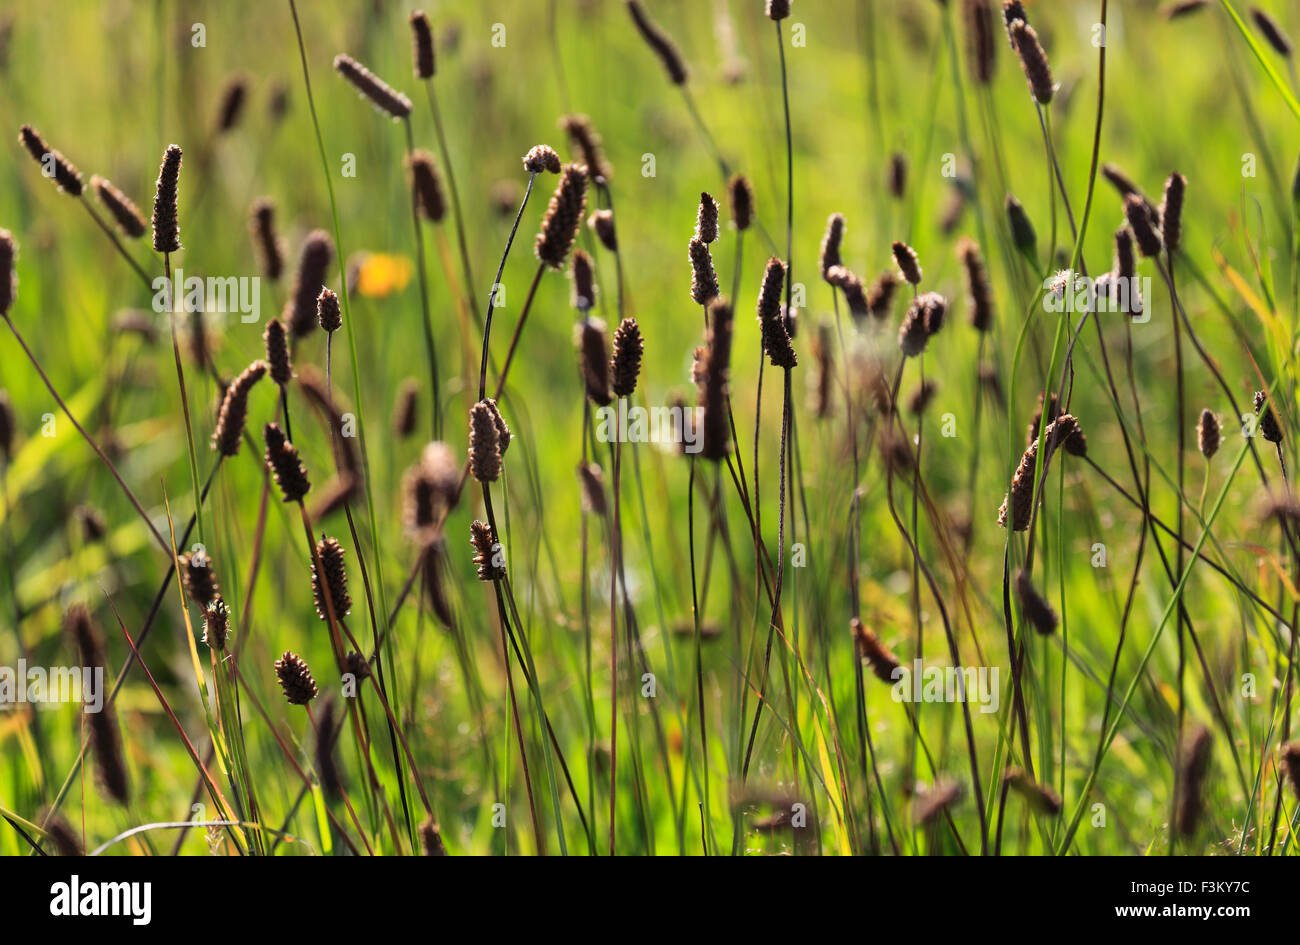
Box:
1 0 1299 857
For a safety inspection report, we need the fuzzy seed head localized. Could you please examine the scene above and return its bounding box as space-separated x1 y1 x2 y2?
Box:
851 617 900 683
179 550 221 607
317 286 341 334
311 536 352 622
0 229 14 317
1175 726 1213 837
536 164 588 269
92 176 147 238
523 144 562 174
203 598 230 650
820 213 845 280
263 318 292 386
1251 7 1292 57
275 651 318 706
689 236 720 306
626 0 688 85
766 0 791 20
728 174 754 231
695 191 720 243
212 360 267 456
957 238 994 331
1005 194 1037 253
570 249 596 311
470 519 505 581
892 240 922 285
408 149 446 223
758 258 796 368
151 144 182 253
410 10 436 78
249 198 285 281
578 317 613 406
18 124 82 196
1198 408 1220 459
1010 19 1053 103
1160 172 1186 254
1124 194 1163 257
561 114 612 183
610 317 644 399
965 0 998 84
1255 390 1284 443
264 422 311 502
1015 570 1058 634
468 400 504 483
285 230 335 337
589 209 617 250
333 54 412 119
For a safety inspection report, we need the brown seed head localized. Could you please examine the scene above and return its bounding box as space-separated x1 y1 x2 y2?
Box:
212 360 267 456
179 550 221 607
1164 0 1209 19
699 298 734 461
696 191 720 244
570 248 596 311
275 651 318 706
851 617 901 684
578 317 613 406
1160 172 1186 254
689 237 720 306
333 54 412 119
264 422 311 502
393 379 419 438
249 198 285 281
470 519 505 581
91 176 147 238
1175 725 1213 837
469 400 505 482
523 144 562 174
626 0 688 85
892 240 922 285
766 0 791 20
408 149 446 223
42 813 84 857
0 228 15 317
866 270 899 320
536 164 588 269
611 316 644 398
215 75 248 133
589 209 617 250
263 318 292 386
999 439 1039 530
577 462 608 517
915 781 965 826
757 257 796 368
965 0 998 84
285 230 335 338
410 10 436 78
421 816 447 855
728 174 754 231
151 144 182 253
311 536 352 621
1281 741 1300 800
957 238 994 331
1255 390 1283 444
1009 19 1053 103
561 114 612 183
1005 193 1037 253
1125 194 1163 257
316 286 341 334
1198 408 1220 459
888 153 907 200
202 598 230 650
1015 569 1058 634
826 265 869 320
1252 7 1293 57
898 298 931 358
18 124 82 196
1003 767 1062 815
820 213 845 280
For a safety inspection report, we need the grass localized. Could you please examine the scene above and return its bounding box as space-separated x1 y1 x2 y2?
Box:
1 0 1299 856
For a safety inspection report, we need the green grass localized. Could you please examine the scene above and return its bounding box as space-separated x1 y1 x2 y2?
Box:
1 0 1299 856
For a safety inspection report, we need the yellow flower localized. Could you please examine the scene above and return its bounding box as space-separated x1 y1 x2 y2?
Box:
354 252 412 299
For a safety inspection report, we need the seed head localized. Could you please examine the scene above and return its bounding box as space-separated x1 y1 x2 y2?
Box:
1160 172 1186 254
965 0 998 84
311 536 352 621
151 144 182 253
18 124 82 196
215 75 247 133
728 174 754 231
1125 194 1163 257
1005 194 1037 253
1009 19 1053 103
611 316 644 397
915 781 965 826
1015 570 1058 634
203 598 230 650
999 439 1039 531
212 360 267 456
866 271 899 320
851 618 900 684
892 240 922 285
699 298 734 462
696 191 720 243
561 114 612 184
393 379 419 438
626 0 688 85
826 265 869 320
42 813 83 857
957 238 994 331
263 318 292 387
0 228 15 317
689 237 720 306
408 149 446 223
316 286 342 334
285 230 335 338
1255 391 1284 443
410 10 436 78
1175 725 1213 837
179 550 221 607
888 153 907 200
1003 767 1062 815
66 604 129 805
275 651 318 706
758 258 796 368
1282 741 1300 801
577 462 608 517
766 0 791 20
1002 2 1029 37
523 144 561 174
1113 226 1137 281
1252 7 1292 57
820 213 845 280
536 164 588 269
1164 0 1209 18
420 817 448 855
249 198 285 281
316 701 343 799
264 422 311 502
578 317 613 406
333 54 412 119
470 519 505 581
589 209 617 250
570 249 596 311
469 400 505 482
91 176 147 238
1198 408 1220 459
